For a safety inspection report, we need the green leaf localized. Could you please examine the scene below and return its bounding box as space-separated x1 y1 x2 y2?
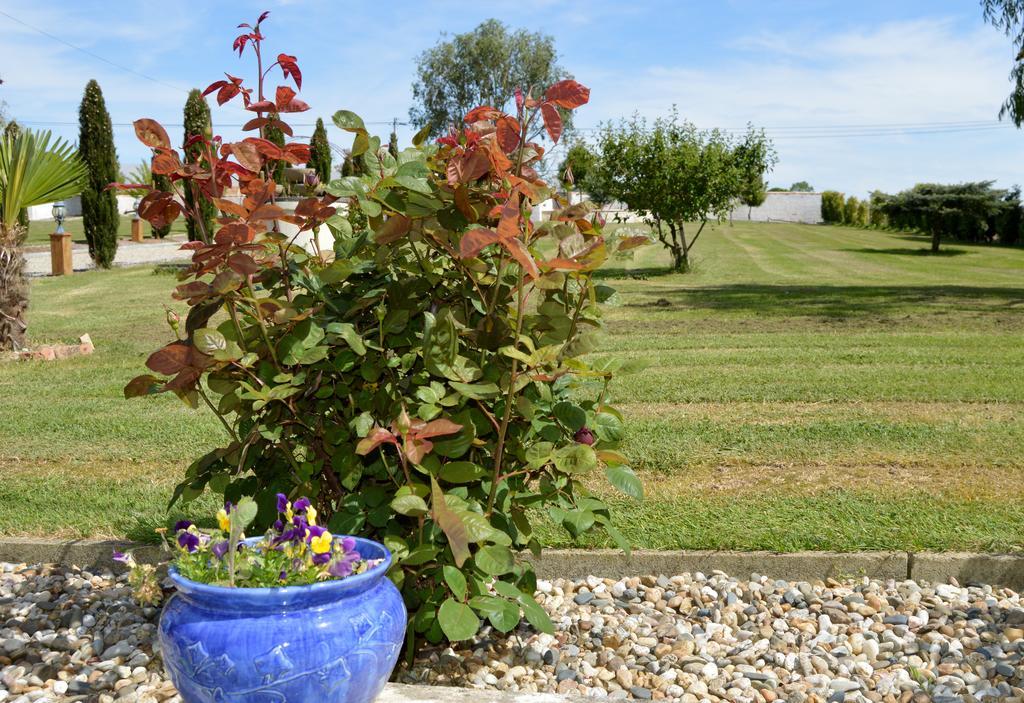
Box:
438 598 480 641
470 595 520 633
431 477 471 567
449 381 500 399
475 545 515 576
553 402 587 432
327 322 366 356
605 465 644 500
320 259 354 284
553 444 598 474
443 565 467 601
391 494 429 517
562 508 595 537
332 110 366 132
193 327 227 356
438 461 487 483
518 592 554 634
592 412 625 442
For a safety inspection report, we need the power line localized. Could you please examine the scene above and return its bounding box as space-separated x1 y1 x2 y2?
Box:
0 8 190 95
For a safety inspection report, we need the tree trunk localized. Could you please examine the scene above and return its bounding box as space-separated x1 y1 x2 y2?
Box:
931 229 941 253
667 222 690 272
0 226 29 351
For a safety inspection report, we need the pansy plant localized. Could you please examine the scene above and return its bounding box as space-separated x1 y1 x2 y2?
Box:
120 495 375 589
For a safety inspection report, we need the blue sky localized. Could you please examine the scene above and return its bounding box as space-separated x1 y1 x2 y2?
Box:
1 0 1021 196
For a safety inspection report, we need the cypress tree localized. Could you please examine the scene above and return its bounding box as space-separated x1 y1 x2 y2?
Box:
152 172 172 238
309 117 332 184
182 89 216 242
341 151 355 177
388 130 399 160
264 121 287 189
78 80 119 267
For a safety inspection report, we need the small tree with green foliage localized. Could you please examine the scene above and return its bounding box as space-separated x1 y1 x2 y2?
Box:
308 117 332 184
78 80 119 267
590 110 775 272
183 89 216 241
821 191 845 223
868 191 889 228
981 1 1024 125
790 180 814 192
843 196 860 225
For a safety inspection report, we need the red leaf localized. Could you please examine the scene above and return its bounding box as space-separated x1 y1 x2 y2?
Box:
274 86 310 113
540 103 563 143
356 427 398 455
248 204 287 221
463 105 501 123
227 252 261 275
431 477 470 567
458 227 500 259
374 214 412 244
496 196 521 241
617 235 649 251
146 341 191 375
151 150 182 176
215 222 255 244
202 80 226 98
413 418 463 440
134 119 170 149
278 53 302 89
445 149 490 186
229 141 264 172
284 143 310 163
500 236 540 281
137 191 181 227
495 116 520 153
544 80 591 109
242 117 269 132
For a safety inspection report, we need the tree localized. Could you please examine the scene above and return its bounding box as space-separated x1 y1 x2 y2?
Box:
821 191 845 223
388 130 399 160
590 111 776 272
876 181 1020 252
410 19 568 136
557 141 603 201
183 89 216 242
308 117 332 184
981 0 1024 125
0 130 88 349
264 121 287 189
843 196 861 225
790 180 814 192
78 79 119 267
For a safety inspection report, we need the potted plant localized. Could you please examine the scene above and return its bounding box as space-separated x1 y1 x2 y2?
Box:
119 495 404 703
121 6 645 664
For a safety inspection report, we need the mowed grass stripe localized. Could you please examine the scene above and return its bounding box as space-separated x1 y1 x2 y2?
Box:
3 221 1022 550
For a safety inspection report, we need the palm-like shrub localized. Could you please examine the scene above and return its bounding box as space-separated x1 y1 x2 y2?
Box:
0 130 88 349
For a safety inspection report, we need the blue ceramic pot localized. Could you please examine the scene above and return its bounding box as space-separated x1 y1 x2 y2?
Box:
158 537 406 703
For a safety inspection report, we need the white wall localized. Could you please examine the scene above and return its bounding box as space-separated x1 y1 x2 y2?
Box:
531 191 823 225
728 192 823 224
26 195 138 222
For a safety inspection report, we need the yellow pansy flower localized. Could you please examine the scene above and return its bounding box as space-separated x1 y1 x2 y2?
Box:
306 505 317 526
217 508 230 532
310 531 332 555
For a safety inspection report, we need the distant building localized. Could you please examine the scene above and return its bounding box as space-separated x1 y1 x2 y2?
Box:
531 191 824 225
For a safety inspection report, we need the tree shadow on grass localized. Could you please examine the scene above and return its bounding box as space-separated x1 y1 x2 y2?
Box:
593 265 678 280
844 247 968 257
621 284 1024 318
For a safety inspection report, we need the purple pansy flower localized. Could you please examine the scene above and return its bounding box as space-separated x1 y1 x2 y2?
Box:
311 552 332 565
177 531 200 553
278 570 287 581
273 519 284 531
276 493 289 513
173 520 193 532
112 550 129 564
293 497 311 513
211 540 229 560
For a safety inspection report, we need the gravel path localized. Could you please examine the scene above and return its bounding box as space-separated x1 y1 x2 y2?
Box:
2 562 1023 703
23 241 190 277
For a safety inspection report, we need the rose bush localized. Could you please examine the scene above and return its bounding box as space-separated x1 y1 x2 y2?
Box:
122 11 646 647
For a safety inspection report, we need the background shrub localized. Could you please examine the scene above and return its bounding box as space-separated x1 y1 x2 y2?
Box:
821 190 845 223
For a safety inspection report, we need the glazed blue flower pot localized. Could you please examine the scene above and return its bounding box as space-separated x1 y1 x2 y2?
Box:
158 537 406 703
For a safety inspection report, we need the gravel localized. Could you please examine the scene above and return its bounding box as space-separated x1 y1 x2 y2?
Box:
24 240 190 277
3 561 1023 703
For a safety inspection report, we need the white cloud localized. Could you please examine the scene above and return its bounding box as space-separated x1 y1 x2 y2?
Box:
574 18 1024 195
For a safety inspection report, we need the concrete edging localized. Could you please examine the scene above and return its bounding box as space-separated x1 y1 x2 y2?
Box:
2 538 1023 590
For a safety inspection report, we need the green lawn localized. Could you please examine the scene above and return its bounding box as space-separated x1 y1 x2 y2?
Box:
3 222 1023 551
24 216 187 246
